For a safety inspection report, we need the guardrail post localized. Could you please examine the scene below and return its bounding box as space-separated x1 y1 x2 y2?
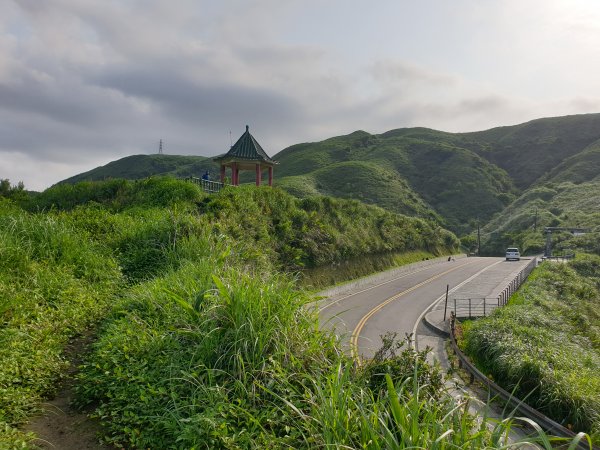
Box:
443 284 449 321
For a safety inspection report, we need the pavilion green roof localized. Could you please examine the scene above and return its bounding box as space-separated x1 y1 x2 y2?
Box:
213 125 276 164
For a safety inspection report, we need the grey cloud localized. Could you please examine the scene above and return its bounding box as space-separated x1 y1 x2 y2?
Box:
0 74 107 126
371 60 458 87
92 66 303 126
457 95 510 113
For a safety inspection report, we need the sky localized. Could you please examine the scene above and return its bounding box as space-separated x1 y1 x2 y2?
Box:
2 0 600 191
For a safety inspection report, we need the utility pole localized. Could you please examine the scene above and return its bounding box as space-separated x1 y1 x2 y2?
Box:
477 221 481 256
543 227 589 258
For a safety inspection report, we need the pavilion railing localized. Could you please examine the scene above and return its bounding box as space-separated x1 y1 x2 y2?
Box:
186 177 228 194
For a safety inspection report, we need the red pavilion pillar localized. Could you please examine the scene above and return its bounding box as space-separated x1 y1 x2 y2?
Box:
268 166 273 186
231 163 237 185
255 164 262 186
220 165 226 183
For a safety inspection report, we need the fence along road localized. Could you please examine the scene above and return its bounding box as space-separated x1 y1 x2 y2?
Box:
318 256 510 361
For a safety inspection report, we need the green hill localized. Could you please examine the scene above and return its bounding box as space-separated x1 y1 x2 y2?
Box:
273 113 600 234
275 128 516 233
541 138 600 184
277 160 440 221
59 154 219 184
465 113 600 188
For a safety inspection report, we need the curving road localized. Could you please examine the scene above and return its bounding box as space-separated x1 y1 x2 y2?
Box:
318 257 506 361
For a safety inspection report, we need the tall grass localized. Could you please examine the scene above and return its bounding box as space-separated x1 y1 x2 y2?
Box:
0 201 122 447
23 178 460 272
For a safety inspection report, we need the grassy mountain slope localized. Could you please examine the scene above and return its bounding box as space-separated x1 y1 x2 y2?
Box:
277 160 440 221
274 114 600 236
541 138 600 184
465 113 600 188
275 128 515 233
60 154 219 184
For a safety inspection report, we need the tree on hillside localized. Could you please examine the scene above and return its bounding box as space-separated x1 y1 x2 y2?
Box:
0 179 27 201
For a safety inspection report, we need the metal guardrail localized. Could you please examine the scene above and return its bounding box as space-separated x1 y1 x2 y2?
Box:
543 254 575 261
449 314 596 449
445 257 538 319
449 297 501 318
497 257 538 306
186 177 227 194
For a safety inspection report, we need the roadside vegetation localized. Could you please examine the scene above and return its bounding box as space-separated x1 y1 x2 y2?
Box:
25 177 458 272
460 256 600 445
0 177 589 448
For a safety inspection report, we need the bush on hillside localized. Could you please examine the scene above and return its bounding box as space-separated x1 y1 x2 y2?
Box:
24 177 204 211
200 186 459 269
19 177 459 274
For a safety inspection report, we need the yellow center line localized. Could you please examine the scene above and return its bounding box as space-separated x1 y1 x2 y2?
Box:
350 260 474 364
318 263 440 313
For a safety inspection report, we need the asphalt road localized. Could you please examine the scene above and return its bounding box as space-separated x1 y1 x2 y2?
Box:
318 257 505 361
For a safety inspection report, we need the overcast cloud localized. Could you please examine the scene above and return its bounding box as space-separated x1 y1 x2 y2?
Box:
2 0 600 190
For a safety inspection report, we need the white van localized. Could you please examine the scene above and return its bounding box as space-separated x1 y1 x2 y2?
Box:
506 248 520 261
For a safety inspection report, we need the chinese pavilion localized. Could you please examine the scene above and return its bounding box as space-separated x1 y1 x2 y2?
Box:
213 125 277 186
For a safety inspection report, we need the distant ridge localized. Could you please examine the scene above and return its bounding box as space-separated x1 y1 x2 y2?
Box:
58 113 600 237
59 154 219 185
271 113 600 233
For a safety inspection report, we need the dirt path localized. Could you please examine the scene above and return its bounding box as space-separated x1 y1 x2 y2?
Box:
24 332 113 450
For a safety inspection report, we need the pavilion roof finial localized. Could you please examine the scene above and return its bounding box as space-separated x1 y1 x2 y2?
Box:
213 125 277 164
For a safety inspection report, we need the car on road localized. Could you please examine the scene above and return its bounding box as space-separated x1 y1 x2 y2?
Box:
505 247 520 261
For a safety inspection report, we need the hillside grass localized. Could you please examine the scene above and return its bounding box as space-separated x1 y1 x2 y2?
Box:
0 199 123 445
466 113 600 189
279 160 440 221
0 179 589 448
275 128 516 234
460 256 600 444
542 139 600 185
